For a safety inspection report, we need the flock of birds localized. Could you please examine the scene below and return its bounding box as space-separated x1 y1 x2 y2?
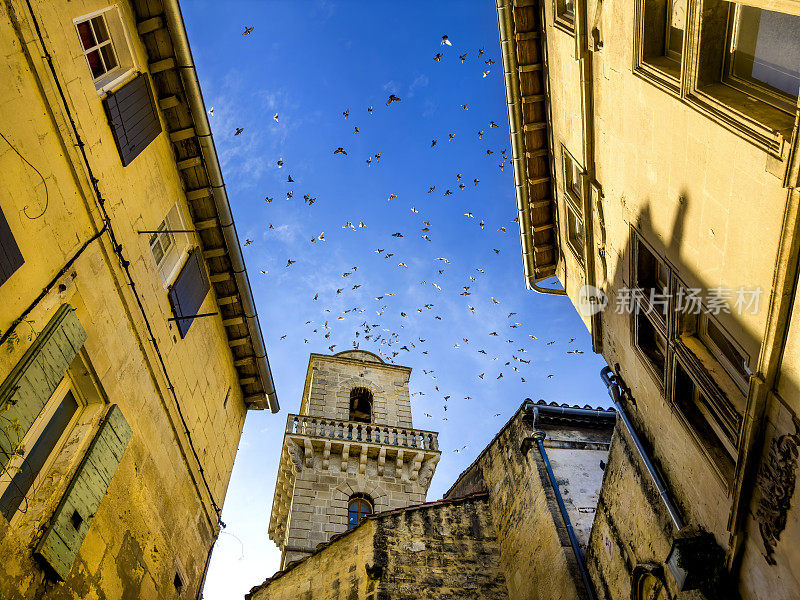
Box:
223 29 588 451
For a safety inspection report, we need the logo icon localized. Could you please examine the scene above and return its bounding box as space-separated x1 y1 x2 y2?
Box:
577 284 608 317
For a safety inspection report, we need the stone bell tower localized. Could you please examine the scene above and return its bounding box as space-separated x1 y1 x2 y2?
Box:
268 350 441 568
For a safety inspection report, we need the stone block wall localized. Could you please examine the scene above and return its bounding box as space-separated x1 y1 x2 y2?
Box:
301 354 414 429
0 1 252 597
249 520 379 600
445 405 612 600
250 494 508 600
281 446 431 567
376 495 508 599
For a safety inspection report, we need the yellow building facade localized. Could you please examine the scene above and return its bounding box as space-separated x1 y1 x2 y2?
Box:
499 0 800 598
0 0 278 597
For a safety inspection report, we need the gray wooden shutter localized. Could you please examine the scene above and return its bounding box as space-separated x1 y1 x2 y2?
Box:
102 73 162 167
0 202 24 287
34 404 132 581
0 304 86 464
168 247 210 338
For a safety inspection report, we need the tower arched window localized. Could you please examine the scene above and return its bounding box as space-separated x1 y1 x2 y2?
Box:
349 387 373 423
347 494 373 530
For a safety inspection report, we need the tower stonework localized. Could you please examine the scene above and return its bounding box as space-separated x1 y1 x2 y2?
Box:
268 351 440 568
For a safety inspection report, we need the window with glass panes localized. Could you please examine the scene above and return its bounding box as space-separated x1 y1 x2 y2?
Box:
76 14 119 81
724 4 800 113
347 496 372 530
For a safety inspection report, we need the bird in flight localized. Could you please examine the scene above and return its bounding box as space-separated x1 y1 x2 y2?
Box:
368 106 373 114
459 52 467 63
387 94 401 105
478 47 485 57
265 196 273 203
287 174 294 183
448 133 455 141
234 127 243 136
461 104 468 110
277 158 284 168
474 178 480 186
388 194 397 200
208 107 214 116
478 130 484 139
244 239 254 246
485 58 495 66
334 147 347 155
353 126 359 134
433 53 443 62
483 70 490 78
285 259 295 267
431 140 438 148
441 35 452 46
343 108 349 119
273 113 279 122
490 121 499 128
243 26 254 35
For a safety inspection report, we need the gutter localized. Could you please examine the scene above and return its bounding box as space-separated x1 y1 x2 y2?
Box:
497 0 566 296
527 401 616 423
161 0 278 412
526 429 597 600
600 367 685 531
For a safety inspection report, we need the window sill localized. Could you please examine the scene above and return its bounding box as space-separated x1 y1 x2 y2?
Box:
95 67 137 97
676 335 748 415
686 83 794 157
553 17 575 36
669 397 736 491
633 58 681 97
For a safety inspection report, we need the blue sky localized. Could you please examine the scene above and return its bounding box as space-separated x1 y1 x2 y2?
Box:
182 2 610 597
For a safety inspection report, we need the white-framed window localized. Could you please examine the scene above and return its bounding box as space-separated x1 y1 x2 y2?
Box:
150 203 191 287
74 6 136 93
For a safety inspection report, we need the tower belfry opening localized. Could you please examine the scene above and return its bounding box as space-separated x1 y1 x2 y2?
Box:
349 387 373 422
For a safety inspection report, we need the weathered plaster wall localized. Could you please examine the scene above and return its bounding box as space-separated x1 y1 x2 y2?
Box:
584 426 677 600
540 0 800 596
445 408 609 600
0 0 250 597
539 424 612 550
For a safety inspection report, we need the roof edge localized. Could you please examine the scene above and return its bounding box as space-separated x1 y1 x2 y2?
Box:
161 0 278 412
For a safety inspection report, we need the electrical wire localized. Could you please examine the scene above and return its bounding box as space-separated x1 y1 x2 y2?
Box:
22 0 222 522
0 130 49 219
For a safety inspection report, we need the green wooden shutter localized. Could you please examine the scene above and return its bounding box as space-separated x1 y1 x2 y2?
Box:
0 304 86 463
34 404 132 581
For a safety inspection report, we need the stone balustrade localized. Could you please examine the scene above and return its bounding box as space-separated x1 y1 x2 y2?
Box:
285 413 439 451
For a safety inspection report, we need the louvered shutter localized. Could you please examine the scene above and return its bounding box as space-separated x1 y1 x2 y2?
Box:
168 247 210 338
0 305 86 464
34 404 132 581
102 73 162 167
0 203 23 287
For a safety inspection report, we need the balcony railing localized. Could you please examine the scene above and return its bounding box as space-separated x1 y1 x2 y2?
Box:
285 413 439 451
